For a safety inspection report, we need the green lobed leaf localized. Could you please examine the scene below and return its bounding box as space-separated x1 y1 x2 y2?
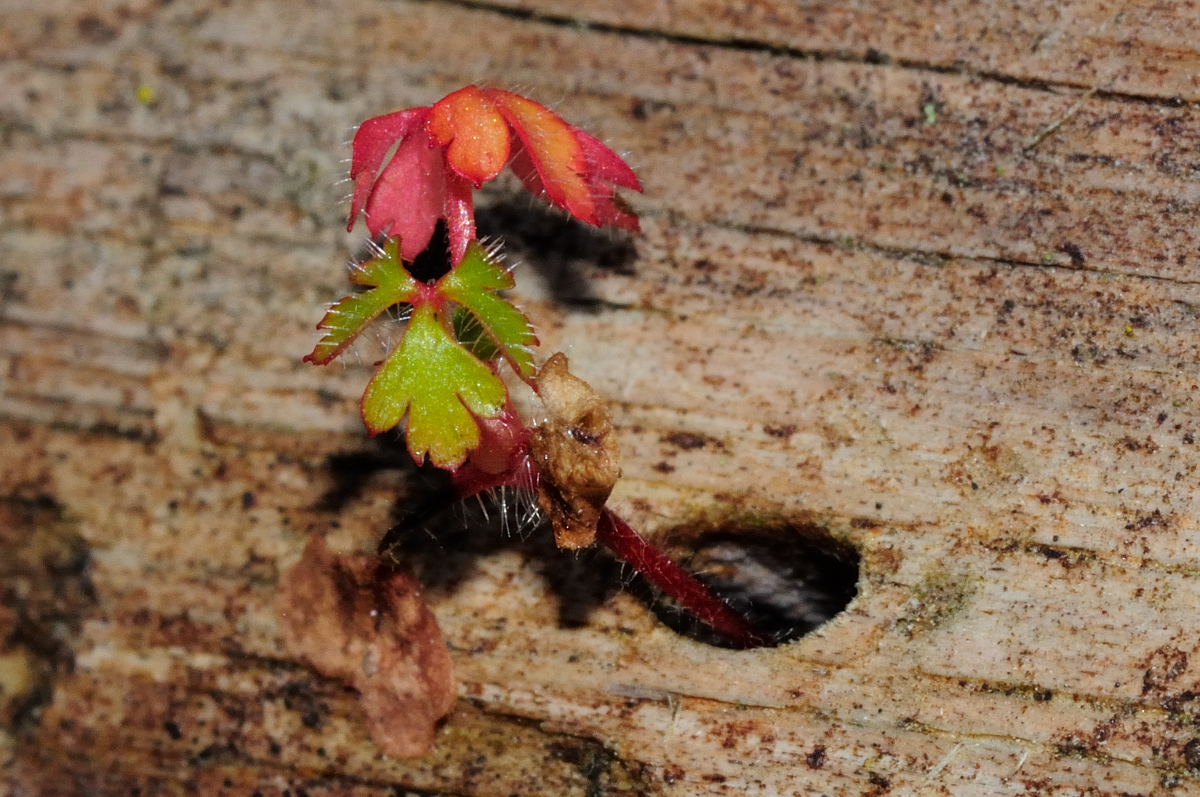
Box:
304 239 419 365
438 241 538 378
451 305 501 363
361 302 507 468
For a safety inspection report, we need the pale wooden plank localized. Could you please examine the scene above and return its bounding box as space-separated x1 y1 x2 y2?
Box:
5 0 1200 794
481 0 1200 103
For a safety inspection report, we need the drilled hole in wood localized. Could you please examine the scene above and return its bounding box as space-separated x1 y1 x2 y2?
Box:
372 461 860 648
649 525 861 648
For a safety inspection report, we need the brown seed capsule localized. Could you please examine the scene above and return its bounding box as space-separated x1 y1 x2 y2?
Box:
528 353 621 549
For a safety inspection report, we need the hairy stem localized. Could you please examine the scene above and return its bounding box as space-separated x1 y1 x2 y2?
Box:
597 509 766 649
433 444 767 649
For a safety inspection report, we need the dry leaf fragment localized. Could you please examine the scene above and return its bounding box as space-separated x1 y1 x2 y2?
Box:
276 536 455 757
529 353 621 549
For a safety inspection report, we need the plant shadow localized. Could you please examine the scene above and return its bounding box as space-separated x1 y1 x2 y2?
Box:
311 438 619 630
315 444 861 647
475 193 639 308
379 481 626 630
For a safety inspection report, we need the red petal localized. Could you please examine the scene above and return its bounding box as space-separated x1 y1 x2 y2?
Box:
511 136 639 230
590 185 640 231
348 108 429 232
575 130 641 191
444 173 475 265
364 128 447 261
576 130 641 229
506 142 547 201
484 89 598 225
429 86 510 188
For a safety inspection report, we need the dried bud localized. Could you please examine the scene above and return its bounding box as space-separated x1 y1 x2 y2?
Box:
529 353 621 549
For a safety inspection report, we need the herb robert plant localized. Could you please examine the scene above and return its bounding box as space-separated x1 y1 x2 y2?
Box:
307 86 765 648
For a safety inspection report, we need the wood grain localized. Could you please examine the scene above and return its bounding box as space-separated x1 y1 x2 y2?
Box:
3 1 1200 794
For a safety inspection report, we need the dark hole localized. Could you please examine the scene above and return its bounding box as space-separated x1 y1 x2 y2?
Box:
646 523 861 648
404 220 453 283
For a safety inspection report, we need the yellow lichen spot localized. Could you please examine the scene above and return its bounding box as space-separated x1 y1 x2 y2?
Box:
135 84 155 106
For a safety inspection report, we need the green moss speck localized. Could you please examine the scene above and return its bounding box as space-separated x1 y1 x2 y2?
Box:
896 565 975 638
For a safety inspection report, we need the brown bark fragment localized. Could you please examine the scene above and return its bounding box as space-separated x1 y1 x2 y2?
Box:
276 536 455 758
529 352 621 549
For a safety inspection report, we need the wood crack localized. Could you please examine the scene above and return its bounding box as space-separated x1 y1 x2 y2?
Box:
419 0 1200 109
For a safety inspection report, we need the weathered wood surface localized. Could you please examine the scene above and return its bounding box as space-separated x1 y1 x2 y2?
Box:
4 1 1200 794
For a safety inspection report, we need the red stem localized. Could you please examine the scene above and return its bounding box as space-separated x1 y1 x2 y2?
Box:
596 509 766 649
451 437 766 648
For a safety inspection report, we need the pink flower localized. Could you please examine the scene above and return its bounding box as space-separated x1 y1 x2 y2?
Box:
347 86 642 263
